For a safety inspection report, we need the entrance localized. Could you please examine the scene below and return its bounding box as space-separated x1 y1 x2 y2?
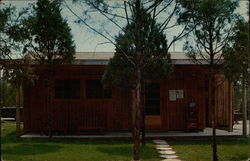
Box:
145 82 161 129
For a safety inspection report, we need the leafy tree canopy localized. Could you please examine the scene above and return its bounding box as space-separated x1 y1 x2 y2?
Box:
178 2 240 160
103 6 172 88
223 18 248 83
0 4 37 89
0 4 30 60
179 0 239 62
23 0 75 64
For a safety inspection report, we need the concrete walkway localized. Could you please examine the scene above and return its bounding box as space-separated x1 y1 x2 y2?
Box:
233 120 249 135
21 127 242 139
1 118 15 121
20 120 248 139
153 140 181 161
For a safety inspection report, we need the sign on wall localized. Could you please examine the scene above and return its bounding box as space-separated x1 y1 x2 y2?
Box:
169 89 184 101
169 90 176 101
176 90 184 99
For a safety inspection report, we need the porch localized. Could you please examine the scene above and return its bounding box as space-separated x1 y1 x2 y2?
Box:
21 121 246 139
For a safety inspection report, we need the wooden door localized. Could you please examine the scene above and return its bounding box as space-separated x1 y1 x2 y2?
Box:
145 82 161 129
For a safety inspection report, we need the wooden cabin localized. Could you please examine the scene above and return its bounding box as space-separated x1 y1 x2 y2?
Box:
23 52 233 134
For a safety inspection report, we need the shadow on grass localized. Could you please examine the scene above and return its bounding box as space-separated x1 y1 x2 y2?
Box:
2 143 61 155
96 145 159 159
2 130 131 145
96 146 132 157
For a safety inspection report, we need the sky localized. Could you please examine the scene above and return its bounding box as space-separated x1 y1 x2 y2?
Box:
1 0 249 53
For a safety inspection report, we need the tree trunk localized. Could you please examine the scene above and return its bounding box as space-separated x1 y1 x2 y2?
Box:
47 68 53 140
16 86 21 138
132 70 142 161
0 70 2 161
211 68 218 161
133 1 142 160
248 87 250 137
248 86 250 137
242 81 247 137
247 0 250 139
141 81 146 145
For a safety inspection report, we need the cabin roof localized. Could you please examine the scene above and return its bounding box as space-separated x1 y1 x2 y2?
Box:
74 52 212 65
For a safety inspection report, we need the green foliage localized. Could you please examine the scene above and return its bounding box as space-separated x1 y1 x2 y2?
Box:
0 4 37 96
23 0 75 64
179 0 238 28
178 3 240 160
103 6 172 88
222 18 248 111
103 56 135 89
232 82 243 110
0 81 16 107
223 18 248 83
179 0 238 59
0 4 30 60
3 55 37 87
0 6 12 59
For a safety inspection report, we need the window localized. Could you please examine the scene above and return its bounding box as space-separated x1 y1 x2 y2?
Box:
86 79 112 99
55 79 80 99
145 82 160 115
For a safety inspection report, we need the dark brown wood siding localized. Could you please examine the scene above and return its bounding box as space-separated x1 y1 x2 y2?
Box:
215 74 233 131
23 65 232 133
24 65 132 133
160 66 206 130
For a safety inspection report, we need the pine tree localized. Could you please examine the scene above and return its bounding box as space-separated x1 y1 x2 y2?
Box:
67 1 192 159
178 0 238 160
103 4 172 160
223 18 248 137
23 0 75 139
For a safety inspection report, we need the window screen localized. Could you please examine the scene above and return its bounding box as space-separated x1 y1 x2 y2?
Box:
86 79 112 99
55 79 80 99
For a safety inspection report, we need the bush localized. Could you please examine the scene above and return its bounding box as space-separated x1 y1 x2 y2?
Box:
0 80 16 107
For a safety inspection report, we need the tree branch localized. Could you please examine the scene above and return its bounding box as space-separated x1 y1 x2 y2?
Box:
64 0 136 67
124 1 130 26
87 1 125 32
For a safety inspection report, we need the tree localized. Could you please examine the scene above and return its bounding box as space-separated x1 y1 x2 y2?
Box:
0 4 28 60
0 81 16 107
0 4 35 138
22 0 75 139
223 18 248 137
102 5 172 160
178 0 238 160
248 0 250 140
65 1 192 160
3 56 36 138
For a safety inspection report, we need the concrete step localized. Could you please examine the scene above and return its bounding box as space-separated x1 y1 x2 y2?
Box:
162 159 181 161
158 151 176 155
157 147 173 151
153 139 181 161
160 155 179 159
156 145 170 148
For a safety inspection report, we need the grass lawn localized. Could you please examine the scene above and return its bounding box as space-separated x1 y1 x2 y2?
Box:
1 121 160 161
2 121 249 161
168 138 249 161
